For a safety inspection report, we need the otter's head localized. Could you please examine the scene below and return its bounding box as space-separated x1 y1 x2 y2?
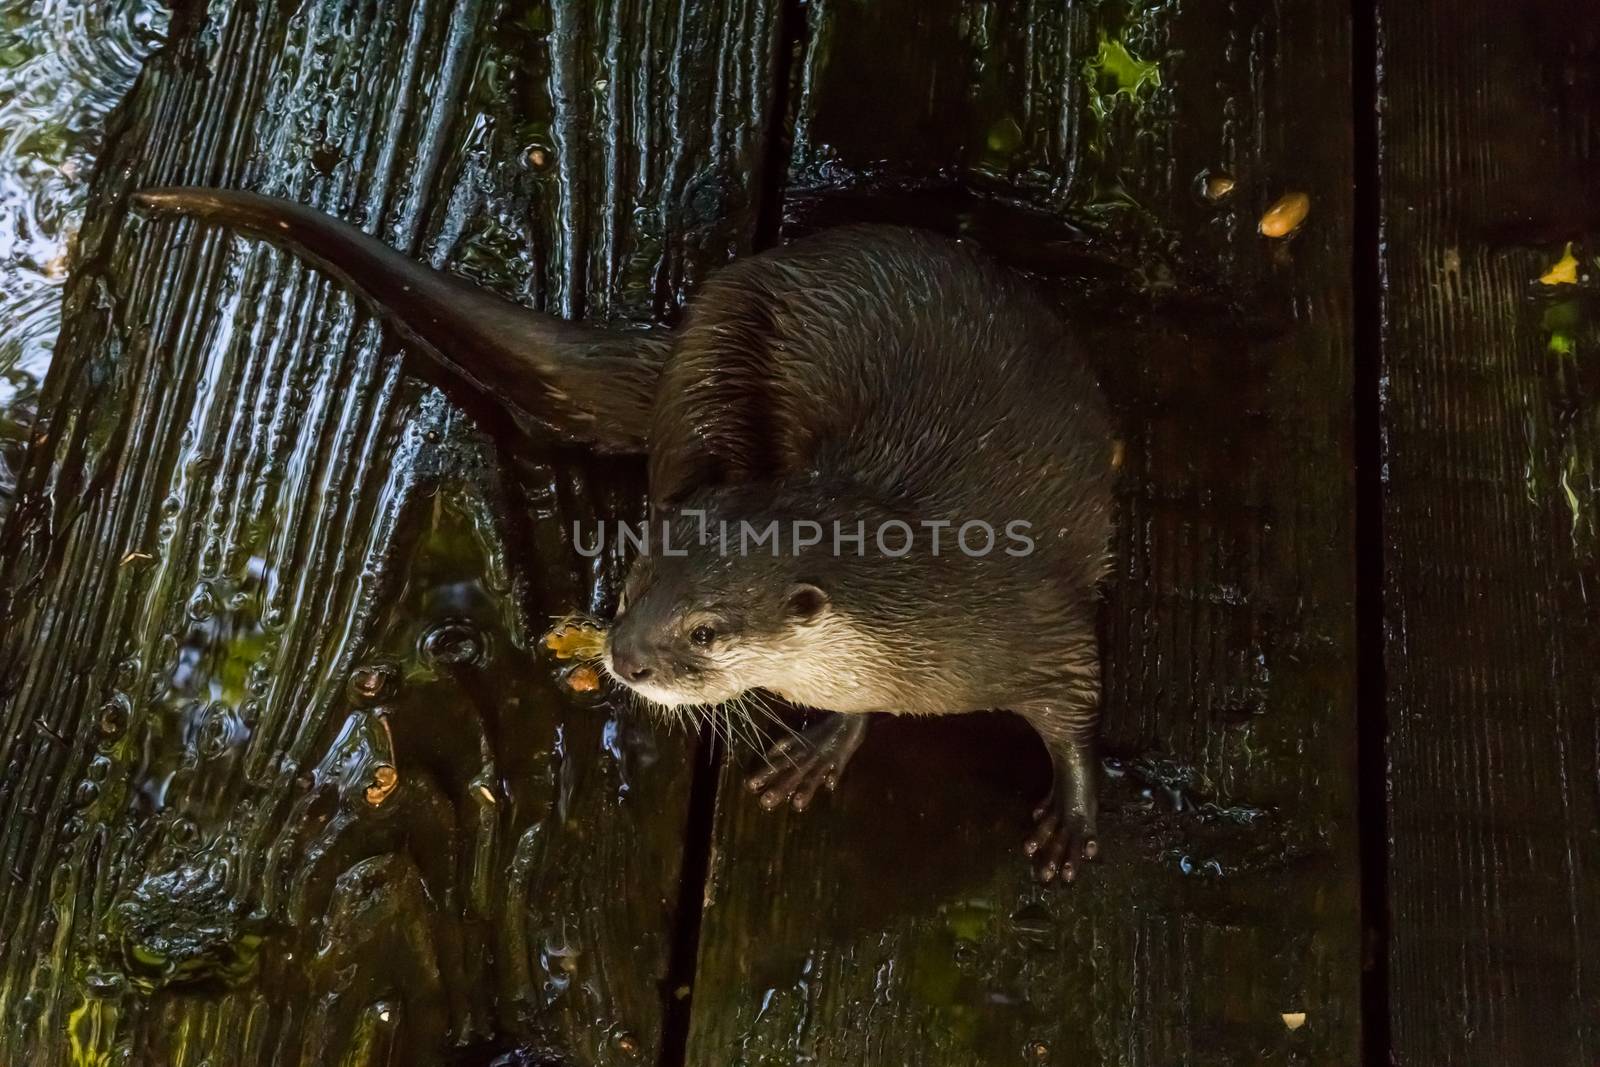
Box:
602 517 832 709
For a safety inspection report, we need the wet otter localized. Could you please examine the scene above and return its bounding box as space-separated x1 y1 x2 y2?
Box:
133 188 1115 884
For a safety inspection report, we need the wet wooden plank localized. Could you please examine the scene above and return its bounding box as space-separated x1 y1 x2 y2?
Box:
684 1 1362 1063
0 1 778 1064
1376 3 1600 1063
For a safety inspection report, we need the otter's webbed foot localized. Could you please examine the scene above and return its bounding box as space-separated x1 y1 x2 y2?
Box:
745 712 870 812
1024 742 1100 885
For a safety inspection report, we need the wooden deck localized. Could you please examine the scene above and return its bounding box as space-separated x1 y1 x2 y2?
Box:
0 1 1593 1064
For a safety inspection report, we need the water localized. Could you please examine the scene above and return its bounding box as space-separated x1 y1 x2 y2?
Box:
0 0 166 514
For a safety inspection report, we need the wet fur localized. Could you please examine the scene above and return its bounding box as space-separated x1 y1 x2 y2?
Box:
638 232 1113 717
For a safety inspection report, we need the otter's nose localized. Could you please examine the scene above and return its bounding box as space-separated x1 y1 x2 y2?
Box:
610 643 654 683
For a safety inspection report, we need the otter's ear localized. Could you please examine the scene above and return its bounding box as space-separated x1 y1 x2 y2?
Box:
786 582 829 620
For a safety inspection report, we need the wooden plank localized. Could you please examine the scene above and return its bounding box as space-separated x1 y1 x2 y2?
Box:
1376 3 1600 1063
0 1 779 1064
685 1 1362 1063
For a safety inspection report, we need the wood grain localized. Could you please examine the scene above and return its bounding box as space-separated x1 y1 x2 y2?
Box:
685 0 1363 1063
1376 3 1600 1062
0 1 778 1064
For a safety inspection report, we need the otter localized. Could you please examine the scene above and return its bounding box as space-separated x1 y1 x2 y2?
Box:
132 188 1115 884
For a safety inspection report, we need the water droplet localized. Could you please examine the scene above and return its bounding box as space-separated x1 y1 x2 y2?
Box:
1196 168 1235 202
199 704 234 759
566 665 600 692
170 817 200 848
86 755 112 782
98 697 130 739
524 143 554 171
420 619 487 667
84 971 125 997
348 663 398 704
187 582 220 621
74 780 100 806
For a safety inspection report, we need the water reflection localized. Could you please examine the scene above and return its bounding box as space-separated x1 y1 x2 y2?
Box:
0 0 165 512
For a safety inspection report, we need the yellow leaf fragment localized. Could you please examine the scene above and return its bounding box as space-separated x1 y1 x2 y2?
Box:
1538 242 1579 286
544 616 607 660
1258 192 1311 238
365 764 399 806
1281 1011 1307 1031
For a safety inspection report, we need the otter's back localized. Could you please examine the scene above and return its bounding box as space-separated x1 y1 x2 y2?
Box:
649 226 1114 575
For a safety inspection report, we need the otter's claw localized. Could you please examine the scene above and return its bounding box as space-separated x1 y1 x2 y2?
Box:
1023 798 1099 884
1024 747 1100 884
745 713 870 812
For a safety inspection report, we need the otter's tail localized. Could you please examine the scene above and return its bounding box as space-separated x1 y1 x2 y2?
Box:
132 187 665 455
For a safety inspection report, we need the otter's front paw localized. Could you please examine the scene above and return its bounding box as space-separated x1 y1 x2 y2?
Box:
1023 793 1099 884
745 712 869 812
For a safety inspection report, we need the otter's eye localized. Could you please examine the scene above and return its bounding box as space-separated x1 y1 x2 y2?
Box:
690 625 715 647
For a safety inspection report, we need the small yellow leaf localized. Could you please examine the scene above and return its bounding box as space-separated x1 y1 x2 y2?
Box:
1259 192 1310 238
365 764 399 806
1538 243 1579 286
544 616 607 660
1281 1011 1307 1031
